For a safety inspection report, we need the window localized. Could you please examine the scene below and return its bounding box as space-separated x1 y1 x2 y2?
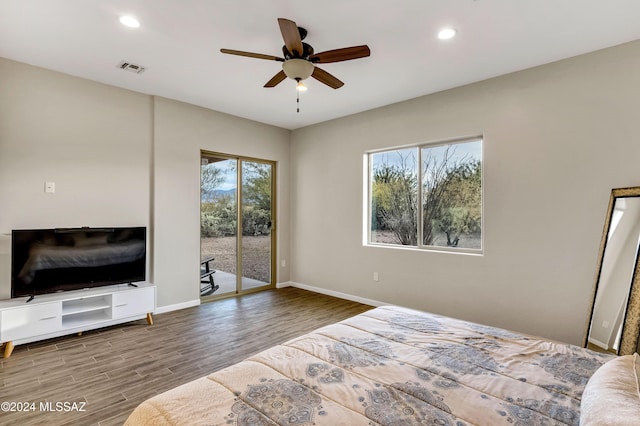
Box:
368 138 482 253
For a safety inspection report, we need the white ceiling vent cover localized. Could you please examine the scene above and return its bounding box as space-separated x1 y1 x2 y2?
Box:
118 61 146 74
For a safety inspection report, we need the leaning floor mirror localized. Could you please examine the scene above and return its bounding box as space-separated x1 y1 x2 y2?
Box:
585 186 640 355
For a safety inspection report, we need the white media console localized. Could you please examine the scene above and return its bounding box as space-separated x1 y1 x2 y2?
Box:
0 282 155 357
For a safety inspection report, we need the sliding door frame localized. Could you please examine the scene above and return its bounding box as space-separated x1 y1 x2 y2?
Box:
200 150 277 301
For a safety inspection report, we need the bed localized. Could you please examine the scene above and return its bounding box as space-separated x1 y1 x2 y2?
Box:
125 305 639 425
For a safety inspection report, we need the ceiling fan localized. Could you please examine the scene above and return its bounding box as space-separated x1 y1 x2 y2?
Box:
220 18 370 91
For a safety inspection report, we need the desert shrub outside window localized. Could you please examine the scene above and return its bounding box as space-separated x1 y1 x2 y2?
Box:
368 138 482 253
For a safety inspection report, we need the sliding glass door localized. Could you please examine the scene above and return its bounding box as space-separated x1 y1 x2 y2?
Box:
240 160 274 290
200 155 238 297
200 152 275 298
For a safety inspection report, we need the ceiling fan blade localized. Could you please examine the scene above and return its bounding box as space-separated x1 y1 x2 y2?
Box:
264 70 287 88
311 67 344 89
220 48 284 62
278 18 303 57
310 45 371 63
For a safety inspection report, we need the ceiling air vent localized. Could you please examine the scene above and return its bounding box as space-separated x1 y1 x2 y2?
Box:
118 61 146 74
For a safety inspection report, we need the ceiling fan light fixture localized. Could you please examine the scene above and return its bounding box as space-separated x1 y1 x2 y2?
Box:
282 58 314 80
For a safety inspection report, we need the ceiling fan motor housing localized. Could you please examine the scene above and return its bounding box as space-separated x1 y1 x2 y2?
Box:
282 41 314 60
282 58 314 80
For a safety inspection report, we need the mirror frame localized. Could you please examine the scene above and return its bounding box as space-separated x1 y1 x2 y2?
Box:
584 186 640 355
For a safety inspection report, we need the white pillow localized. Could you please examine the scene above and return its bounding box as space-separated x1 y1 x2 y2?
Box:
580 353 640 425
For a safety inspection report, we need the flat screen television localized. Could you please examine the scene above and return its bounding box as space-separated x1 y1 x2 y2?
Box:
11 227 146 299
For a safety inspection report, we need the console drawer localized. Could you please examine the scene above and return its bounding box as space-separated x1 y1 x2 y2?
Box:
112 287 154 319
1 303 62 341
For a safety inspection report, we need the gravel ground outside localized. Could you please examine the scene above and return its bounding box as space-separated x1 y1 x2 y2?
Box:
201 235 271 283
371 229 481 249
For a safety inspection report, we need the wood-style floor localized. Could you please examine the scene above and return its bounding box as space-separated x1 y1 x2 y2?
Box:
0 287 372 425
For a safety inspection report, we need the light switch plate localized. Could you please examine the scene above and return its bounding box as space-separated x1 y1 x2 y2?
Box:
45 181 55 193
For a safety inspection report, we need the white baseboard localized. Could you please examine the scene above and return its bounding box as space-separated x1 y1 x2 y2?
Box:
283 281 387 307
155 298 200 314
155 283 385 315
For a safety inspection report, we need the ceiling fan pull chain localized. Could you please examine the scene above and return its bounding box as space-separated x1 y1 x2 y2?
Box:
297 89 300 113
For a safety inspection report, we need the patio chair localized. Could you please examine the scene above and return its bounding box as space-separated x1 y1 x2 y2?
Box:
200 256 219 296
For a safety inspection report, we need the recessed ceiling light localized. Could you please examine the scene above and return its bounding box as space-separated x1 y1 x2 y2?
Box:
119 16 140 28
437 28 457 40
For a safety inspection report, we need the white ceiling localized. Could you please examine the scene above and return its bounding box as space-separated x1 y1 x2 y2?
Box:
1 1 640 130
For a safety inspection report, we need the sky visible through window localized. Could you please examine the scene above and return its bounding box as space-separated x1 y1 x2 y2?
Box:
217 164 236 191
371 140 481 174
202 160 237 191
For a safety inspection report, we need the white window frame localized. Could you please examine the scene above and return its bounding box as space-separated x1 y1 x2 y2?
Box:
365 136 483 255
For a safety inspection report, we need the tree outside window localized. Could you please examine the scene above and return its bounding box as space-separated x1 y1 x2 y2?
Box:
369 138 482 252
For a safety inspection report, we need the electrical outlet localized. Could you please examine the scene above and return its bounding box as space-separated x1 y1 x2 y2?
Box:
373 272 379 282
281 260 286 268
602 320 609 328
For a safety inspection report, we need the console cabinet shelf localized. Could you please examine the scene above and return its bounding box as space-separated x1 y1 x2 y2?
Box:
0 283 155 357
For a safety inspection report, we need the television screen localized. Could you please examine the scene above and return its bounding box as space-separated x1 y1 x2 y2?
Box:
11 227 146 298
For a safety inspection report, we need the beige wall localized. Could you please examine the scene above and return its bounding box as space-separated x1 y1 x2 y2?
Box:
152 97 290 308
289 40 640 345
0 58 152 299
0 58 291 307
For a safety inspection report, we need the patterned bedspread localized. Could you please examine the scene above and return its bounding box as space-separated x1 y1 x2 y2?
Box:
125 305 613 425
